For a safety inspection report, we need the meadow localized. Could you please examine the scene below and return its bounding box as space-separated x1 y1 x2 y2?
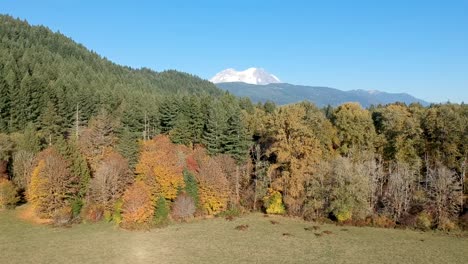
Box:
1 208 467 264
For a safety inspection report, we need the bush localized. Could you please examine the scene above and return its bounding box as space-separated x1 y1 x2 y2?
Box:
334 209 352 223
70 199 84 218
263 189 285 215
171 193 196 221
153 196 169 226
399 213 417 228
112 199 123 224
371 215 396 228
0 179 19 209
104 210 112 222
416 212 432 231
216 207 243 218
438 217 457 231
459 213 468 231
83 203 105 222
52 206 72 226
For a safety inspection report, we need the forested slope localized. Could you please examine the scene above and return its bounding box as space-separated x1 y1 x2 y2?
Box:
0 15 222 134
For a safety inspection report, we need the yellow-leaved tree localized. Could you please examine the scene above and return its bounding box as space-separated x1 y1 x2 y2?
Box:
27 147 78 218
136 135 185 201
197 155 229 215
266 104 325 215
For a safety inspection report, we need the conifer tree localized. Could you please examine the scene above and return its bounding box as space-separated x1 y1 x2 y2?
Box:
39 101 63 145
159 97 179 133
183 169 199 207
117 127 140 169
0 76 10 132
170 113 192 146
223 110 250 163
203 101 227 155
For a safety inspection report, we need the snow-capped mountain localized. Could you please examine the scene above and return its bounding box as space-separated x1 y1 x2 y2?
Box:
210 68 281 85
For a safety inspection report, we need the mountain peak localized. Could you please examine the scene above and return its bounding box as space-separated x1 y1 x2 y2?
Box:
210 68 281 85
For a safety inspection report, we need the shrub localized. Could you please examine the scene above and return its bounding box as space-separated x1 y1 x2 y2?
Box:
83 203 105 222
371 215 396 228
416 212 432 231
104 210 112 222
459 213 468 231
399 213 417 228
70 199 84 218
171 193 196 221
112 199 123 224
121 181 154 229
263 189 285 215
334 209 352 223
216 207 243 218
52 206 72 226
0 179 19 209
153 196 169 226
438 217 456 231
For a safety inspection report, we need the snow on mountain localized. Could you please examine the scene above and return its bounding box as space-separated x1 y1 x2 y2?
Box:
210 68 281 85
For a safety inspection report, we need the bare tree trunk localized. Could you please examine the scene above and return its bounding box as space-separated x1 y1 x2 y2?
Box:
462 157 466 211
235 165 240 206
253 144 260 210
143 112 148 141
75 104 80 139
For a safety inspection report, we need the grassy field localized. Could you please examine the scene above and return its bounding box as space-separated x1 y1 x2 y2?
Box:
1 208 467 264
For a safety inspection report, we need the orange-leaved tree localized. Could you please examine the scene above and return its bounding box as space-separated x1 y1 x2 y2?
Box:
121 180 153 229
136 135 184 201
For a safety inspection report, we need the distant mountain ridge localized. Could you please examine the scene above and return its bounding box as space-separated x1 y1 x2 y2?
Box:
216 82 429 107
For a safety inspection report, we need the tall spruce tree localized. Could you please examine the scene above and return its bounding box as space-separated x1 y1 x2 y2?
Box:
223 109 250 162
203 101 226 155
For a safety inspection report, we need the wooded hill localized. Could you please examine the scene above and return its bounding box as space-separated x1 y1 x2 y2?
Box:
0 15 222 135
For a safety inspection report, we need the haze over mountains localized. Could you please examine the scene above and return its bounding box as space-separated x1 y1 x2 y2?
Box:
211 68 429 107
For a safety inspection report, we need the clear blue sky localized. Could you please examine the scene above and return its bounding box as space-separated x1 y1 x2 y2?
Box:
2 0 467 103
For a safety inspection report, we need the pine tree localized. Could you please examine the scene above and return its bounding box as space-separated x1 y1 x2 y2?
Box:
159 97 179 133
39 101 63 145
223 109 250 162
0 75 10 132
170 113 192 146
183 169 199 207
203 101 227 155
117 127 140 169
187 97 204 145
15 122 41 153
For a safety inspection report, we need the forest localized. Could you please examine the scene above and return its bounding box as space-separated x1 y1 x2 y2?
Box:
0 15 467 232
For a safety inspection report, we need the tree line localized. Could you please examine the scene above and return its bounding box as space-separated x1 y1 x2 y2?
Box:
0 15 467 231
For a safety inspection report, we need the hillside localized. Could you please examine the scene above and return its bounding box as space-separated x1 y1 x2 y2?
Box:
216 82 429 107
0 15 222 133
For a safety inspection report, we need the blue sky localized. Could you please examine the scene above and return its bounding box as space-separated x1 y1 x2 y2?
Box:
2 0 467 103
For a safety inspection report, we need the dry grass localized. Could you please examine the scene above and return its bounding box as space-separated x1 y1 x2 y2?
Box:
17 204 52 225
1 208 467 264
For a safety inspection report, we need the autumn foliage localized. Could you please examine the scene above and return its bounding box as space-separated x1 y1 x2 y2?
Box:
136 135 185 201
27 148 78 218
197 157 229 215
88 151 132 211
0 179 19 209
121 180 154 229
